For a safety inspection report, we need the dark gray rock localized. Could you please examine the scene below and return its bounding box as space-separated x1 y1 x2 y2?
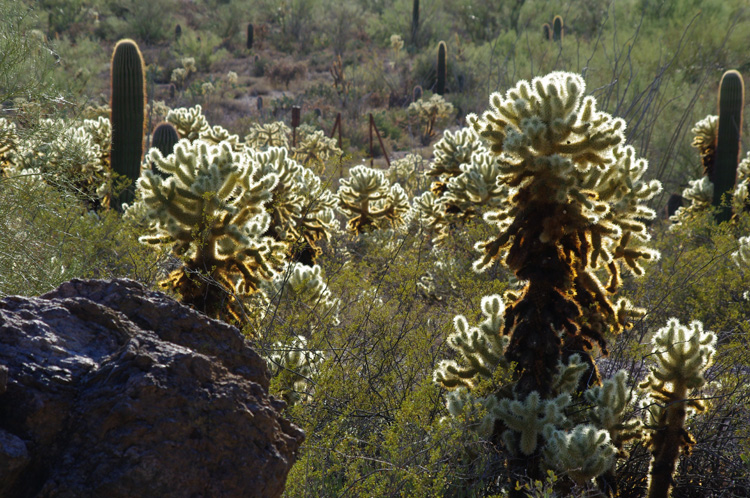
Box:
0 279 303 498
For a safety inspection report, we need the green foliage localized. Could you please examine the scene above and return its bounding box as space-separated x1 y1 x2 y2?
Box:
109 39 146 211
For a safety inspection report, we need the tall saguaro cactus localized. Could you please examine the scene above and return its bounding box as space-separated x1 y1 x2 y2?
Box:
712 69 744 222
436 41 447 96
109 39 146 211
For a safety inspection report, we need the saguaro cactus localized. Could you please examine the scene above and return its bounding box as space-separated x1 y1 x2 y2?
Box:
109 38 146 211
543 23 551 40
247 23 254 50
150 122 179 178
553 15 564 42
436 41 447 95
712 69 744 222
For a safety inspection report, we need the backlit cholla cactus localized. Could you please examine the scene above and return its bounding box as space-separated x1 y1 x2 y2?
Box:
639 319 716 498
387 153 427 197
263 262 340 327
733 235 750 266
542 425 616 485
245 121 290 149
292 128 342 171
0 118 18 173
166 105 210 142
468 71 661 397
265 335 324 405
249 147 338 263
199 124 243 151
691 114 718 177
337 164 411 234
408 94 454 145
132 138 287 323
10 118 110 205
670 177 713 226
427 127 485 196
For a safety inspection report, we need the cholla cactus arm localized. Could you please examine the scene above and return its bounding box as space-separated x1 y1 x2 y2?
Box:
244 121 290 149
249 146 305 242
495 391 570 455
467 72 661 397
135 139 287 322
265 335 324 405
265 263 339 325
337 165 411 234
434 295 510 390
443 149 508 214
413 190 450 242
387 153 426 196
199 124 243 150
166 105 210 142
584 370 643 456
542 425 616 485
639 318 716 498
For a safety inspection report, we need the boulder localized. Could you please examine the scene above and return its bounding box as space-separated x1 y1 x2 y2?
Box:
0 278 303 497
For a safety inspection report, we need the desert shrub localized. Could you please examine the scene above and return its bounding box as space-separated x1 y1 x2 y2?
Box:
267 61 308 90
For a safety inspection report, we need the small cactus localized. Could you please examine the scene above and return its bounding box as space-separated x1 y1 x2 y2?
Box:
552 15 564 41
411 0 419 46
109 39 146 211
713 69 744 222
412 84 422 102
175 24 182 41
436 41 447 95
543 23 551 40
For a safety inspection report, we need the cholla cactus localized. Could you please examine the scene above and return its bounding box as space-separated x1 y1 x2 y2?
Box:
264 263 339 326
0 118 18 173
670 176 713 226
265 335 324 405
338 164 411 234
468 71 661 397
434 295 510 390
387 153 426 196
132 138 288 323
292 129 342 170
584 370 642 456
542 425 616 485
166 105 210 142
390 34 404 52
733 235 750 266
245 121 290 149
199 124 243 151
428 127 485 194
408 94 455 145
249 147 337 263
691 114 718 177
640 318 716 498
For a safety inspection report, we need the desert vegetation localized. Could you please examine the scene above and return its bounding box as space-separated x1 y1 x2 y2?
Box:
1 0 750 496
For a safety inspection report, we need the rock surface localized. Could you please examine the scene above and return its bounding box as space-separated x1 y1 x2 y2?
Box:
0 278 303 498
